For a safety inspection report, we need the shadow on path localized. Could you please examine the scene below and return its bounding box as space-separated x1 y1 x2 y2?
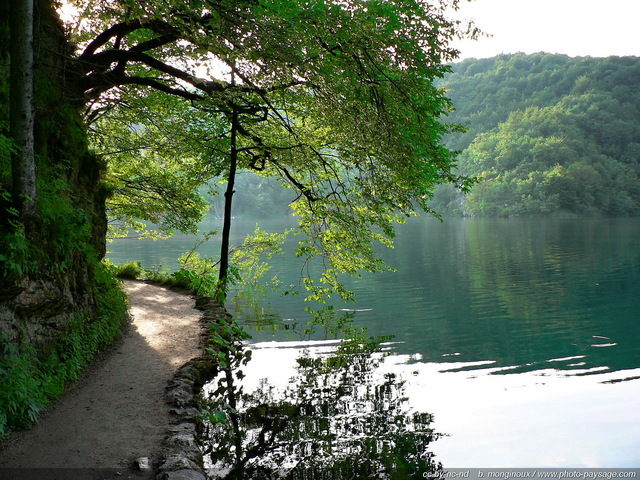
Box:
0 281 203 476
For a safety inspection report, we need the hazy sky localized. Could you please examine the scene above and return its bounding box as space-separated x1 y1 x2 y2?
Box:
451 0 640 60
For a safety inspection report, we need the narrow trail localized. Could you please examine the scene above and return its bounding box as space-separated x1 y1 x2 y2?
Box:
0 281 204 477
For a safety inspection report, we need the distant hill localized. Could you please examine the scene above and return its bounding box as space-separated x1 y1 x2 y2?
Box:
432 53 640 216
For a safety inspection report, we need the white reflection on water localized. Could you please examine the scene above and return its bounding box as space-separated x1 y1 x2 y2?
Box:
243 340 640 469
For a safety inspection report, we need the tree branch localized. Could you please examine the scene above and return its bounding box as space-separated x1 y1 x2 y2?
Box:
80 19 179 59
84 74 203 102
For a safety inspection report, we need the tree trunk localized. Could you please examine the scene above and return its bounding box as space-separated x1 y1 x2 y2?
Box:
9 0 37 224
217 99 239 301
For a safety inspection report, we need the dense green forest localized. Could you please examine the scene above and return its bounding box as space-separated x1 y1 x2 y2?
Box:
206 54 640 219
431 53 640 216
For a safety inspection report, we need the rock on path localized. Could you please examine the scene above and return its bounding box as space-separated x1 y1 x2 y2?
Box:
0 281 203 475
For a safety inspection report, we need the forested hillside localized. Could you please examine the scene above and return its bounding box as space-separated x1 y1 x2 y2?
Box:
432 53 640 216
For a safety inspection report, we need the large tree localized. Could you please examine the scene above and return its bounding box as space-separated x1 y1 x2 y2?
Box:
9 0 37 225
64 0 477 299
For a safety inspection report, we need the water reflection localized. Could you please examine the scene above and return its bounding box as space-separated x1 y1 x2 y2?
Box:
264 219 639 378
201 336 442 479
108 218 640 466
108 218 640 378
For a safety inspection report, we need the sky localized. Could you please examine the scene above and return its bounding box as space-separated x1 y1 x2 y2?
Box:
57 0 640 62
451 0 640 60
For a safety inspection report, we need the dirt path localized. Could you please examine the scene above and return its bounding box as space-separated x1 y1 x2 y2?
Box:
0 281 203 477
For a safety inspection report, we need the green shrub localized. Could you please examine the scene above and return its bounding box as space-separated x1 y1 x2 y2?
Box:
0 261 128 440
115 260 143 279
0 338 45 439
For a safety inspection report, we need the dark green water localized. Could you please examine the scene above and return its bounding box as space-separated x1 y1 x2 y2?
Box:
231 217 640 375
108 217 640 469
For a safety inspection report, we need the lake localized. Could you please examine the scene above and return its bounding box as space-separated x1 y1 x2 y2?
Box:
108 216 640 470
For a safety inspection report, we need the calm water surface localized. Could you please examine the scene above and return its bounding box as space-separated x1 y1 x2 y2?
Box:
108 217 640 468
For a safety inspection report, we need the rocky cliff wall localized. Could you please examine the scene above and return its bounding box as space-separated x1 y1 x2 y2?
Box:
0 0 108 346
0 0 124 438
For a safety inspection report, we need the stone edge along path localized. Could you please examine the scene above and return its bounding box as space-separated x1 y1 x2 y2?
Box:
156 294 228 480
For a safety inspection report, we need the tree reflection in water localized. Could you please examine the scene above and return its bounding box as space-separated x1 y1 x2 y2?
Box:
200 335 442 479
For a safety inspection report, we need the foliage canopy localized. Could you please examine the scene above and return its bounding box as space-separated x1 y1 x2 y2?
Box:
63 0 476 299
